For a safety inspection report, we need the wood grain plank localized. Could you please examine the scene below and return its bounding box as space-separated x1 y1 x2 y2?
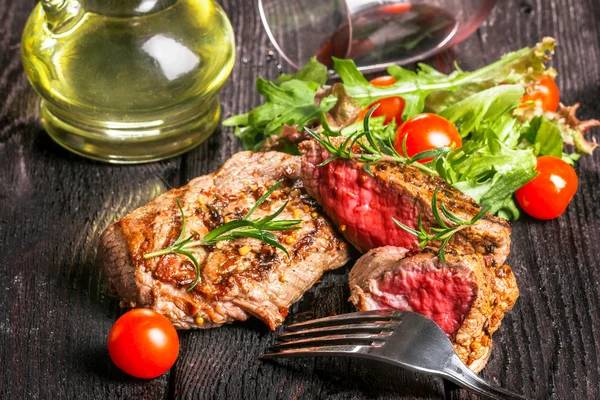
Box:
0 2 175 399
1 0 599 399
445 1 600 399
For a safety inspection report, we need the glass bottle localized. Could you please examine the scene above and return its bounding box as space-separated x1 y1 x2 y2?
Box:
21 0 236 163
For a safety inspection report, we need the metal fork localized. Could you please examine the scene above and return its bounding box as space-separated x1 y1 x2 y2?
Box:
263 310 525 400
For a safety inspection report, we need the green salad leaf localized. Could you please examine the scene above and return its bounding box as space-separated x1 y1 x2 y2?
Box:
223 38 598 220
335 38 555 119
223 57 332 151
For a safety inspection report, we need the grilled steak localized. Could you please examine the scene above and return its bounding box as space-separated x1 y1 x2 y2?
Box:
299 139 512 267
99 151 351 330
349 246 519 373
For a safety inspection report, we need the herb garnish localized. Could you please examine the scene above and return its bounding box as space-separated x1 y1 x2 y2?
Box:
144 181 302 291
393 188 489 262
305 108 451 177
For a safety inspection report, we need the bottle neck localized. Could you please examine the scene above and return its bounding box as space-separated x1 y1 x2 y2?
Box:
82 0 178 17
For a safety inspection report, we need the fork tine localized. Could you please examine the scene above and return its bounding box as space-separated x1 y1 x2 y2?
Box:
279 322 400 339
271 332 390 350
263 344 374 359
287 310 402 331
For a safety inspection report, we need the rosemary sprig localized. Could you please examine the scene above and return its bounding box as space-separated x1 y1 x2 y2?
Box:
304 107 451 177
393 188 489 262
144 181 302 291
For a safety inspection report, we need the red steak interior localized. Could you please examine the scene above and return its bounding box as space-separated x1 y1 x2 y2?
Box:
364 267 476 336
303 153 423 252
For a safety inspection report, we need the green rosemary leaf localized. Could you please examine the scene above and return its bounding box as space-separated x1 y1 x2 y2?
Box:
401 133 409 158
177 234 196 247
245 181 282 220
341 132 357 152
438 202 471 225
417 215 427 236
392 189 490 264
263 219 304 230
317 155 340 167
240 230 290 256
174 199 188 244
362 108 380 150
258 200 289 225
392 218 421 237
362 162 375 177
409 147 452 163
438 235 453 263
470 205 490 223
201 219 259 244
431 189 449 229
176 249 201 292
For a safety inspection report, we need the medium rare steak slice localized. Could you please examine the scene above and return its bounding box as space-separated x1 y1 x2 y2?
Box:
349 246 519 373
99 151 350 330
299 139 512 267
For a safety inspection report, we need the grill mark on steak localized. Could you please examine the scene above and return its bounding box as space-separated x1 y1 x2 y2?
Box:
99 151 351 330
349 246 519 373
299 139 512 267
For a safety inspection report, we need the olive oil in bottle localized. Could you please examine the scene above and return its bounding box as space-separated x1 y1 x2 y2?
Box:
21 0 235 163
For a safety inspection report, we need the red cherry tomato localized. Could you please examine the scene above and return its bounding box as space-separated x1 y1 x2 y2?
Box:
394 113 462 163
370 75 397 87
359 96 406 124
108 309 180 379
515 156 578 220
520 75 560 112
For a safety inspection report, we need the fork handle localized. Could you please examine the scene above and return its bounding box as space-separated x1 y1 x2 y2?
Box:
442 358 526 400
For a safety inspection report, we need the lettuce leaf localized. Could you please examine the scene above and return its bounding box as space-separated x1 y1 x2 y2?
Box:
334 38 555 119
223 38 597 220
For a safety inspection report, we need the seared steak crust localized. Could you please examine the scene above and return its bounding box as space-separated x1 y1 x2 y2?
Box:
99 151 351 330
349 246 519 373
299 139 512 267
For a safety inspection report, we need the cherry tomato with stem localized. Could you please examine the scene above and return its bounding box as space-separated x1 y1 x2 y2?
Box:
108 308 180 379
515 156 578 220
359 96 406 125
520 75 560 112
394 113 462 163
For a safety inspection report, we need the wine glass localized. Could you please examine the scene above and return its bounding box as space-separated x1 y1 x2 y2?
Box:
258 0 496 73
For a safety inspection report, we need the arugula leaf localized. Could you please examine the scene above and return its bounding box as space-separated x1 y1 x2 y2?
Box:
275 57 328 85
223 58 332 150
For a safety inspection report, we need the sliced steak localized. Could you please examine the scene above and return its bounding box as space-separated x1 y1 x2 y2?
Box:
299 139 512 267
99 151 351 330
349 246 519 373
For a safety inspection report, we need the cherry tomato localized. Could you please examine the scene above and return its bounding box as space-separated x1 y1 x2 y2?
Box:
394 113 462 163
370 75 397 87
520 75 560 112
359 96 406 124
515 156 578 220
108 308 180 379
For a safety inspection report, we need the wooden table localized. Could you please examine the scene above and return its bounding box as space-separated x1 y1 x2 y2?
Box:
1 1 599 398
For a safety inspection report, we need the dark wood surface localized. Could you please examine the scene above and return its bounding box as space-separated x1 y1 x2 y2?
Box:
1 0 600 399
